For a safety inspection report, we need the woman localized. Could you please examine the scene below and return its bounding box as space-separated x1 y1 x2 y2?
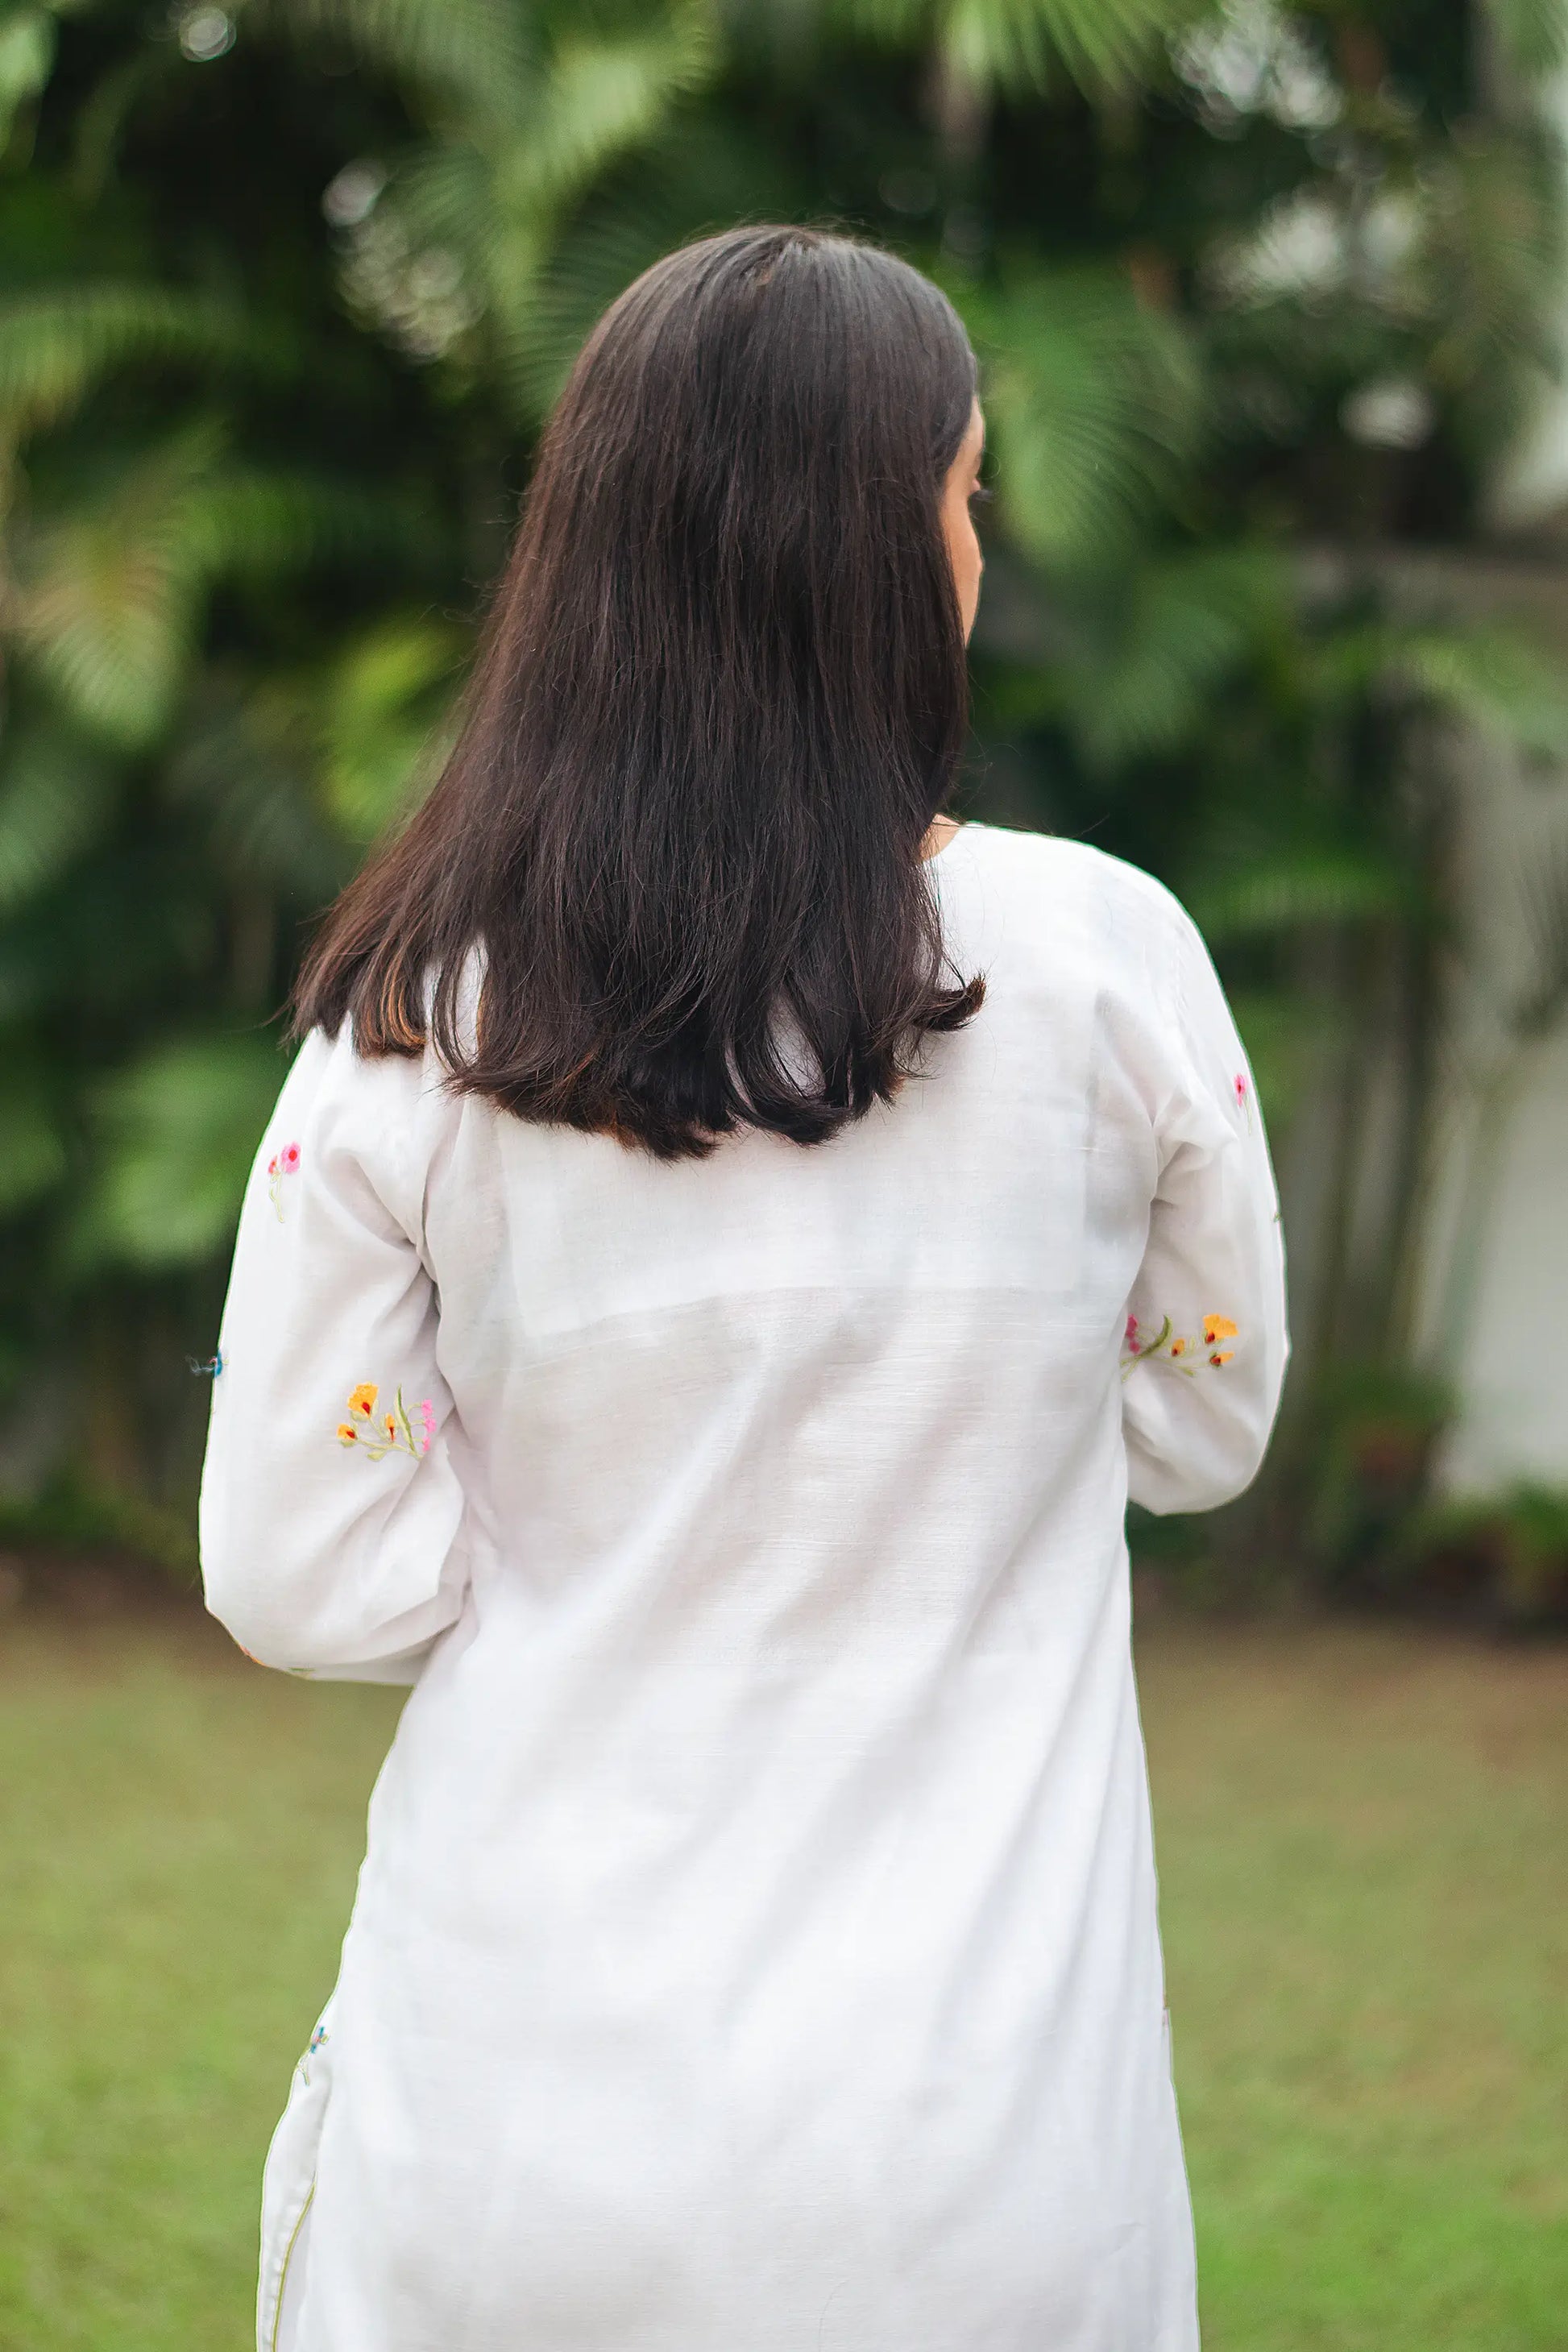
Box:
202 225 1287 2352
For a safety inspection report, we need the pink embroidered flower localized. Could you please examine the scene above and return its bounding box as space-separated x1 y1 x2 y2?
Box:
268 1140 302 1220
1124 1314 1140 1355
419 1398 435 1454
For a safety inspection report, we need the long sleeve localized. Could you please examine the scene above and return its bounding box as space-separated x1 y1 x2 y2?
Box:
199 1025 471 1681
1121 894 1289 1515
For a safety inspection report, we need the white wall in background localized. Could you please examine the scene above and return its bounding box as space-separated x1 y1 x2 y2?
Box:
1425 722 1568 1492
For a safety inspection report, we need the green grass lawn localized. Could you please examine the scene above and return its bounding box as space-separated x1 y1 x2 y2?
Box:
1 1594 1563 2352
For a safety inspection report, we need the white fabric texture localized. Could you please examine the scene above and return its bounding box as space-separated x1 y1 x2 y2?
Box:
201 823 1288 2352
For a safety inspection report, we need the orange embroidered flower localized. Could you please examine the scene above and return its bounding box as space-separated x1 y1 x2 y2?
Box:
1123 1309 1239 1382
335 1380 423 1461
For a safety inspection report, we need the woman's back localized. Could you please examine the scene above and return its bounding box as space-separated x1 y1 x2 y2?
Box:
202 821 1285 2352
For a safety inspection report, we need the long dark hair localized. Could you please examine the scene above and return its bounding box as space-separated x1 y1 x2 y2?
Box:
295 224 984 1159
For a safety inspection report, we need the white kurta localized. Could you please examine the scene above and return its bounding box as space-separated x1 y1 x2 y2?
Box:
201 823 1287 2352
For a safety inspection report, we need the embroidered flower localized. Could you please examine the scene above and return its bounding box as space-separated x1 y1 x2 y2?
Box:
419 1398 435 1454
336 1382 423 1460
268 1140 302 1220
1122 1312 1242 1380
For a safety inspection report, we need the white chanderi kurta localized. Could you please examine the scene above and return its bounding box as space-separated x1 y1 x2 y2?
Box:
201 823 1288 2352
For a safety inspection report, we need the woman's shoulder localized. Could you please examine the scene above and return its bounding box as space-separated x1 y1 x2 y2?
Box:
952 823 1200 958
281 1012 462 1212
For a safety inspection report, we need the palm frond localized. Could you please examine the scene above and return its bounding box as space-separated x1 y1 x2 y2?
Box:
10 426 221 746
177 466 431 586
321 616 466 843
963 268 1204 569
0 720 117 915
81 1035 290 1270
1059 544 1285 766
996 0 1210 95
346 8 720 415
1406 629 1568 757
161 675 352 902
1189 845 1407 942
248 0 537 126
845 0 1212 96
0 288 264 443
940 0 1052 94
504 6 720 208
505 117 799 414
1367 624 1568 759
11 430 429 749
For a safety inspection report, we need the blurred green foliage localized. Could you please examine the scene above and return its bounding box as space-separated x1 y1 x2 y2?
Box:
3 0 1568 1564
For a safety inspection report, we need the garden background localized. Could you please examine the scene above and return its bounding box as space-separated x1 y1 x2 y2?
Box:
0 2 1564 2348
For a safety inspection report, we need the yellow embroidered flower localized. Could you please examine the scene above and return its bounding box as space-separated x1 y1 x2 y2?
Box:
1123 1308 1238 1383
335 1380 425 1460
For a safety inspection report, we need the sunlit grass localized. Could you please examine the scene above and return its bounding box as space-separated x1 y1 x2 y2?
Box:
0 1600 399 2352
1142 1620 1568 2352
0 1598 1562 2351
